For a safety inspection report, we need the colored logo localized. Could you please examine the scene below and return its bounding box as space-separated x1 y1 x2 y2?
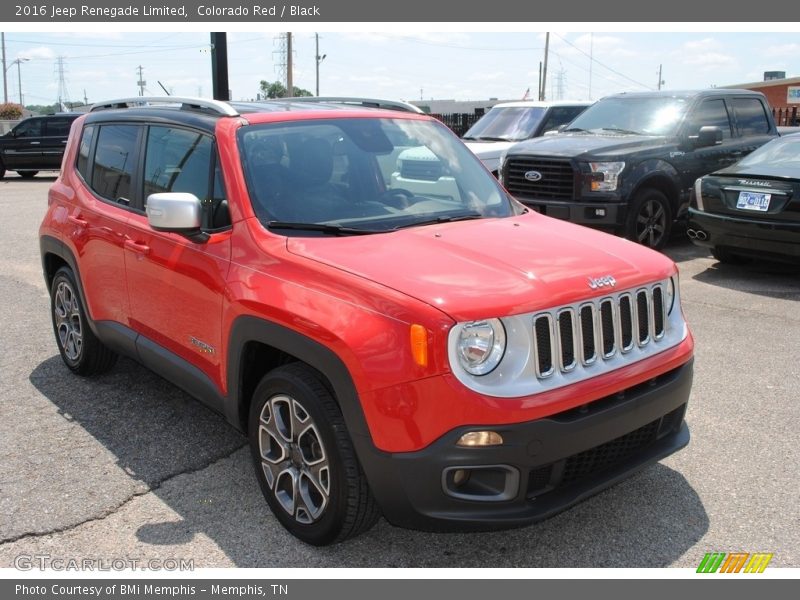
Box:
696 552 773 573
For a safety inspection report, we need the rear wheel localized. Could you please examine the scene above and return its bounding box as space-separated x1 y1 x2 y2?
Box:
50 267 118 375
625 188 672 250
18 170 39 179
0 160 6 179
248 363 380 545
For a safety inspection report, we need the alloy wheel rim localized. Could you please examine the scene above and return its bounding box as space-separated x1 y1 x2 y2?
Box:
258 395 330 524
54 281 83 361
636 199 666 247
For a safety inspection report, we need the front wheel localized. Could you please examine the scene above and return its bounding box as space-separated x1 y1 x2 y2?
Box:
625 188 673 250
17 170 39 179
248 363 379 545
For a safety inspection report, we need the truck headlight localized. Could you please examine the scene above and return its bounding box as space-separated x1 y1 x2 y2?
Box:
588 161 625 192
666 276 676 315
456 319 506 375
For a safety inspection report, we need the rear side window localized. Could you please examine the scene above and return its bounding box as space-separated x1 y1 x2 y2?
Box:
76 126 94 180
688 99 731 138
91 125 139 204
45 118 73 137
540 106 587 134
732 98 771 135
143 126 212 204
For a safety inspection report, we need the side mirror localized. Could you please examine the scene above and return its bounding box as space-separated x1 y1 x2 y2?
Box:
690 126 723 149
146 192 208 242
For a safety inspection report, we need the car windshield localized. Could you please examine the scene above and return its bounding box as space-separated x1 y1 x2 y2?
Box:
567 97 689 136
733 135 800 176
239 117 514 234
463 106 547 141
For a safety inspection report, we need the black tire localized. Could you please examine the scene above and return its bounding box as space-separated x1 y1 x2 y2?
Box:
711 247 748 265
18 170 39 179
50 267 118 376
0 160 6 179
248 363 380 545
625 188 673 250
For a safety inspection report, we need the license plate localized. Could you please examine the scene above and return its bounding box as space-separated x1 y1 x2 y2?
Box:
736 191 771 212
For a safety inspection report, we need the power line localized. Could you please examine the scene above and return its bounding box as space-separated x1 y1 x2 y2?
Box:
552 33 654 91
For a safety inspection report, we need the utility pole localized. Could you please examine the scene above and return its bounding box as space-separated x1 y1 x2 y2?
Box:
540 32 550 101
538 62 542 101
1 33 7 104
83 89 88 106
136 65 146 96
589 33 593 100
210 33 229 101
56 56 71 109
315 33 326 96
657 64 664 90
286 33 293 97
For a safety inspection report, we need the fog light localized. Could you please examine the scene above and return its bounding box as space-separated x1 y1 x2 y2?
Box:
595 208 606 217
456 431 504 447
452 469 470 487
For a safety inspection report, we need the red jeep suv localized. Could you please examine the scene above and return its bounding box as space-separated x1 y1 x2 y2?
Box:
39 97 694 545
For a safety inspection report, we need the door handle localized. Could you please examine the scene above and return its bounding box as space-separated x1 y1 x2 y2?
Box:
61 140 68 144
67 215 88 227
29 141 40 145
124 239 150 256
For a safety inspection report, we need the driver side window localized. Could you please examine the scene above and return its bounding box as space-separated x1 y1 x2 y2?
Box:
689 100 732 139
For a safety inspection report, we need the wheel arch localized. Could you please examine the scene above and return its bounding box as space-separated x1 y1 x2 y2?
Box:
226 316 373 444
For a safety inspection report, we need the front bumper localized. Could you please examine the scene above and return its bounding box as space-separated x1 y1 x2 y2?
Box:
354 359 692 531
515 197 627 227
688 208 800 260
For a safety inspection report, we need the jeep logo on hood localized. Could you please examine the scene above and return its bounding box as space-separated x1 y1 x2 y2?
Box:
524 170 543 182
588 275 616 290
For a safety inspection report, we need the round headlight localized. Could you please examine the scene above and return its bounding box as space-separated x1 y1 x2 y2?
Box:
666 276 676 315
456 319 506 375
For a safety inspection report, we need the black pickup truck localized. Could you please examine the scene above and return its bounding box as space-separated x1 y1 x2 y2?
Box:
0 113 80 179
500 89 779 248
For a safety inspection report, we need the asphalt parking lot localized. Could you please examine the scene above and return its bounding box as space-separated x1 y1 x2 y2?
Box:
1 173 798 569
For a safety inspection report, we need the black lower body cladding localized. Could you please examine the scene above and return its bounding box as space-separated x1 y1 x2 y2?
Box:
352 360 693 532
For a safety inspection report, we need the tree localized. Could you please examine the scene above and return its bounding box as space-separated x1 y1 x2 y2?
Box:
0 103 23 120
258 80 313 99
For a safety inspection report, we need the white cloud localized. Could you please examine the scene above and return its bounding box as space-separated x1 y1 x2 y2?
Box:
19 46 56 60
761 43 800 58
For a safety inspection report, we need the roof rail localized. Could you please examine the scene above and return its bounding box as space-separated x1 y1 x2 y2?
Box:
274 96 425 114
90 96 239 117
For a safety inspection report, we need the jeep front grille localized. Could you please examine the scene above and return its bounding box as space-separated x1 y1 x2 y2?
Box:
532 283 668 380
504 156 575 200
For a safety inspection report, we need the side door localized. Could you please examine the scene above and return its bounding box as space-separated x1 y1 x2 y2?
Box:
65 122 139 326
42 116 75 168
729 97 776 157
1 117 44 169
124 124 232 388
675 97 739 189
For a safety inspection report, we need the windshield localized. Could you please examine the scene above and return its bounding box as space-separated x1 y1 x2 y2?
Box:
733 135 800 176
567 97 689 136
463 106 546 141
239 117 513 234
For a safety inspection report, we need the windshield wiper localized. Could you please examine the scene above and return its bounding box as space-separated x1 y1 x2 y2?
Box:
601 127 642 135
267 221 379 235
391 213 483 230
562 127 589 133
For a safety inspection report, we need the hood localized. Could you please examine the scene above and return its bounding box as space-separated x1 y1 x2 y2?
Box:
507 132 669 160
463 140 516 161
286 213 674 322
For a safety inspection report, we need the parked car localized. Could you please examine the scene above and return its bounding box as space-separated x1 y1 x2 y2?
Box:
0 113 80 178
688 133 800 263
500 90 779 249
40 96 694 545
462 100 592 174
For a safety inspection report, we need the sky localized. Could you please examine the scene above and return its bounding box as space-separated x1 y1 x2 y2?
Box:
1 30 799 108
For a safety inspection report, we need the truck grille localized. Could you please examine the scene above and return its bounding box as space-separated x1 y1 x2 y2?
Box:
504 156 575 200
400 159 443 181
532 284 667 379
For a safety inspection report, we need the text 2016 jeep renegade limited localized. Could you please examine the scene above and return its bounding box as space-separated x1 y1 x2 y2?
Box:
40 97 694 545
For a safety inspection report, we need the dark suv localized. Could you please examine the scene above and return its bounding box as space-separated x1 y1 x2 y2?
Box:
500 90 778 249
0 113 80 178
